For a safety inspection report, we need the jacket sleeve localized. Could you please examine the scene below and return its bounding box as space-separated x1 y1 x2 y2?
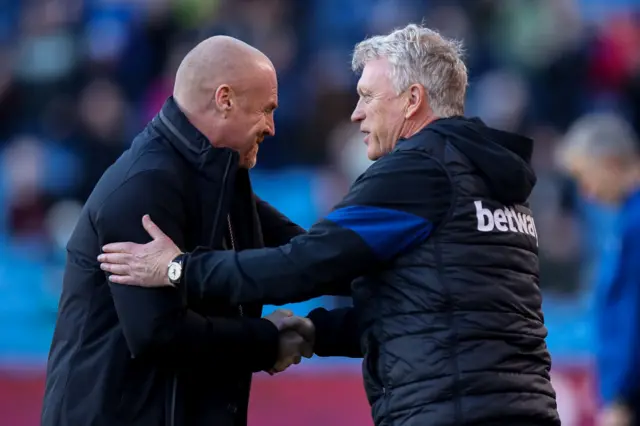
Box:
182 151 451 305
307 307 362 358
596 221 640 406
255 196 351 296
95 170 279 371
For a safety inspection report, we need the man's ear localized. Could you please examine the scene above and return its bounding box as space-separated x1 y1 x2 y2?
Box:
214 85 234 112
405 84 427 119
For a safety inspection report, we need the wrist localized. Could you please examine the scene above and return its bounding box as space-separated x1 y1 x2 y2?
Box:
167 252 186 287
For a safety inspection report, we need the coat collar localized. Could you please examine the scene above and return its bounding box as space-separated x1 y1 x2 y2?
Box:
151 96 239 181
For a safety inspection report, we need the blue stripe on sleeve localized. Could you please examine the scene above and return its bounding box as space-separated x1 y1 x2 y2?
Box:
325 205 433 260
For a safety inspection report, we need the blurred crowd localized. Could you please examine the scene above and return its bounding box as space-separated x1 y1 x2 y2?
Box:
0 0 639 361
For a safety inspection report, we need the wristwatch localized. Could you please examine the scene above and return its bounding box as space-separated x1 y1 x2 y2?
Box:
167 253 185 286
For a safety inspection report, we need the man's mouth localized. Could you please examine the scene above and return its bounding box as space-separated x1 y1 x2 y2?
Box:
362 131 370 145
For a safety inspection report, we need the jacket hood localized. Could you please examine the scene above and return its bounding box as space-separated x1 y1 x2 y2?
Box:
427 116 536 204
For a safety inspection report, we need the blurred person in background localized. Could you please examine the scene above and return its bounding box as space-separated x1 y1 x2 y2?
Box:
557 113 640 426
100 24 560 426
41 36 312 426
75 78 130 200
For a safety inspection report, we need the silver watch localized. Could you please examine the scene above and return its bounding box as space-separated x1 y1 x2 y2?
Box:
167 254 185 285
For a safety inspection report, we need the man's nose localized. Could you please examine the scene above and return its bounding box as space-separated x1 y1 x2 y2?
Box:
351 98 366 122
265 115 275 137
265 126 275 137
351 107 364 123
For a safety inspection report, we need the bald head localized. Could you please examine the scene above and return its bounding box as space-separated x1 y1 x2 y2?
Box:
173 36 273 113
171 36 278 169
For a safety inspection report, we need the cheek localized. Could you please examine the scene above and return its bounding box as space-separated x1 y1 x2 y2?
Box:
368 105 381 121
366 108 384 136
370 103 398 131
241 116 262 142
251 116 267 134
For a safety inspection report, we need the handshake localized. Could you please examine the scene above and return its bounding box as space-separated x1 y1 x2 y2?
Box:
263 309 315 374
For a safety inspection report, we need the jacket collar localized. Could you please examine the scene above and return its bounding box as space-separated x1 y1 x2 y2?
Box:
394 116 466 151
151 96 239 181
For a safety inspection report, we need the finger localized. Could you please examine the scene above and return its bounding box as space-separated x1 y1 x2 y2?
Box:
97 253 132 264
301 342 314 358
142 215 168 240
279 317 300 331
100 263 131 276
274 356 295 372
272 362 287 373
276 309 293 317
102 242 135 253
283 317 314 337
108 274 137 285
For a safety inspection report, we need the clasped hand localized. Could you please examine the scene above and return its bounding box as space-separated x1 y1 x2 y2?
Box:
264 309 315 374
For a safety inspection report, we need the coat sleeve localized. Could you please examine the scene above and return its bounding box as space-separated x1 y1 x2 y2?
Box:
95 170 279 371
255 195 351 296
307 307 362 358
182 151 451 305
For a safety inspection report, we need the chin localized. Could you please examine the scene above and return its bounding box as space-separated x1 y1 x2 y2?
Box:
239 145 259 169
239 156 258 169
367 150 382 161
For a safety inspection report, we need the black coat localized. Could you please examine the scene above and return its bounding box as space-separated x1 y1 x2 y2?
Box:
170 117 560 426
41 97 304 426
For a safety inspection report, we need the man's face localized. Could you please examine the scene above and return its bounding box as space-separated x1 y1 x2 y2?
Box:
226 63 278 169
568 155 626 205
351 58 408 161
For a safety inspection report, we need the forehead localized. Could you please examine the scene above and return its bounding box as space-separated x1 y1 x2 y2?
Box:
256 60 278 89
248 63 278 106
357 57 393 92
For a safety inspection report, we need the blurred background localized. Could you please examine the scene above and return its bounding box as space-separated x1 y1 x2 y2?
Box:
0 0 639 424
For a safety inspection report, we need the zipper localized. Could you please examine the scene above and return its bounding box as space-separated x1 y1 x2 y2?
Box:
208 154 234 248
226 214 242 416
155 114 235 426
227 214 244 318
169 376 177 426
169 155 232 426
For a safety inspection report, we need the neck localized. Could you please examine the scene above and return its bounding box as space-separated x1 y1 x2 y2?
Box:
173 96 219 146
401 114 440 139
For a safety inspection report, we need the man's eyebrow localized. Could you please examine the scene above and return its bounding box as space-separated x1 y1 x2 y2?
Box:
357 87 370 96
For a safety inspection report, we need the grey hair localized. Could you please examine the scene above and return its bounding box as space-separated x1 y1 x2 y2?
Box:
352 23 468 117
556 113 639 168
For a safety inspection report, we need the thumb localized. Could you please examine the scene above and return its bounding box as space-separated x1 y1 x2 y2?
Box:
281 316 312 335
301 341 314 359
142 215 166 240
277 309 293 317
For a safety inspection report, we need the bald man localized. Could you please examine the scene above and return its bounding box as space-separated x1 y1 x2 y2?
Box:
41 36 315 426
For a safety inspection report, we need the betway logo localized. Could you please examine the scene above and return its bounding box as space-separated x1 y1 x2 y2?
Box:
474 201 538 246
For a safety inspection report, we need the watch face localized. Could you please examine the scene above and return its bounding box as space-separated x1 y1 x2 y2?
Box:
168 263 182 281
